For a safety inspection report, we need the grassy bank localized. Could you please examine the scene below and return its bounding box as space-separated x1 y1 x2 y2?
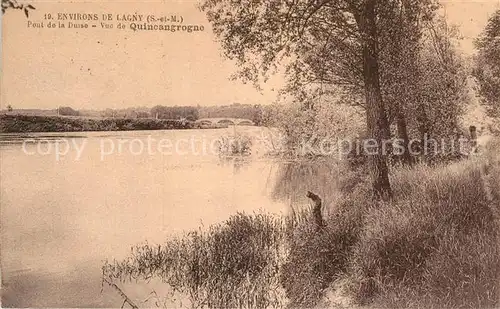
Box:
344 162 498 308
103 141 500 308
0 114 193 133
293 140 499 308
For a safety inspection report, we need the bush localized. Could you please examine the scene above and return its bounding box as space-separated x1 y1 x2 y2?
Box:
215 134 252 157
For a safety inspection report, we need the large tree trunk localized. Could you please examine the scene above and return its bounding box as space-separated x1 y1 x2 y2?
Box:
357 0 393 200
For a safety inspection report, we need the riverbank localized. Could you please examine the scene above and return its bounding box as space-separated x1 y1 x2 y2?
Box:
0 114 194 133
103 137 500 308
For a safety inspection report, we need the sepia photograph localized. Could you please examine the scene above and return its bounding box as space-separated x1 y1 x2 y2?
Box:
1 0 500 308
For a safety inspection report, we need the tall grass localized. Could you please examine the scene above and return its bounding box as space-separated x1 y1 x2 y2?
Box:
279 167 373 308
344 160 500 308
280 192 369 307
103 213 291 308
279 154 500 308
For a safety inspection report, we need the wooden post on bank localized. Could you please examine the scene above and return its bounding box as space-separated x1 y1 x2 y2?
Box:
307 191 325 230
470 125 478 153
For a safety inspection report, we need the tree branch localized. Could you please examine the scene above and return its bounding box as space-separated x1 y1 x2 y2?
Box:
298 0 339 37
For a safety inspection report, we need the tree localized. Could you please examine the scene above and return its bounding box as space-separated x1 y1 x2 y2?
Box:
377 1 434 166
102 108 118 118
283 0 465 165
136 111 150 119
150 105 199 120
378 6 467 164
473 9 500 116
200 0 441 199
58 106 80 116
415 19 468 137
6 104 13 112
1 0 35 16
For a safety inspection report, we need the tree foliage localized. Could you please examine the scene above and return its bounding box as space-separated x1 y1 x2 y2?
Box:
198 103 263 124
199 0 401 198
412 19 468 137
150 105 199 121
473 9 500 116
199 0 463 198
282 2 466 163
1 0 35 17
58 106 80 116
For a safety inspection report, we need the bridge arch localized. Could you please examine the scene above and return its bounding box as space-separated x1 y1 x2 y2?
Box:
218 119 235 126
198 120 213 126
237 120 254 126
195 118 255 126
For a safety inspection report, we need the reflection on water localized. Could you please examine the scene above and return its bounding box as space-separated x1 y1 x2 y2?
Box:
217 156 253 174
272 160 342 213
0 128 334 307
0 133 88 145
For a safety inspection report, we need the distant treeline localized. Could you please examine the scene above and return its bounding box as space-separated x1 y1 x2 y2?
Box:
3 103 268 125
150 105 199 121
0 104 270 131
0 115 193 133
94 103 266 124
199 103 264 124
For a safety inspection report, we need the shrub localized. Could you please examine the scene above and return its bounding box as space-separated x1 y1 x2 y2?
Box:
215 134 252 157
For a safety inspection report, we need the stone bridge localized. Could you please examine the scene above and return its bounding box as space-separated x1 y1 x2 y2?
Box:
195 118 255 126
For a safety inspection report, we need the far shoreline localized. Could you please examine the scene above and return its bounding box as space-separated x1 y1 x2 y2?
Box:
0 114 237 134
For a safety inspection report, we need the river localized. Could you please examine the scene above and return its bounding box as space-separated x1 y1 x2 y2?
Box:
0 127 338 307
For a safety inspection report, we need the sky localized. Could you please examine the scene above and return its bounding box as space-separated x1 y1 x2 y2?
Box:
441 0 500 52
0 0 499 110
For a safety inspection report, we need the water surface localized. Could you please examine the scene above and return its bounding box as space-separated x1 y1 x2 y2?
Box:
0 128 337 307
